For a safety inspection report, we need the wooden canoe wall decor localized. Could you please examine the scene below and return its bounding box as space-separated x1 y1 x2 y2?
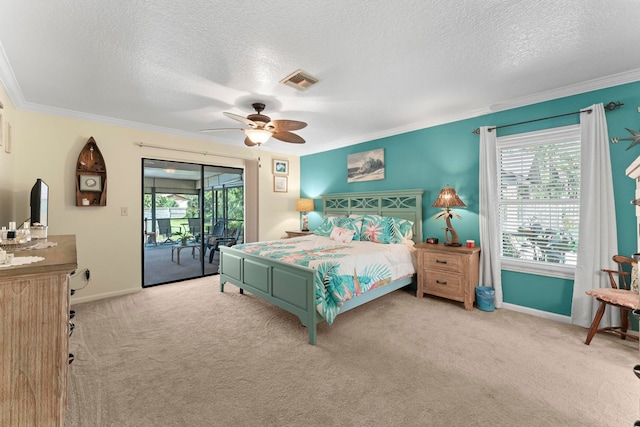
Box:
75 136 107 206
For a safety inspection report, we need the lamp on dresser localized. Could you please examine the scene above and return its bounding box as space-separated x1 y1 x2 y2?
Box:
296 198 314 231
432 184 466 246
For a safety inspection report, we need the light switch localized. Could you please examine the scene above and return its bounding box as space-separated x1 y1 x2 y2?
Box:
121 207 128 216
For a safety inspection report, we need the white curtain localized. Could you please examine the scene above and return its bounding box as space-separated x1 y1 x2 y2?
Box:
479 126 503 308
571 103 618 328
243 159 259 243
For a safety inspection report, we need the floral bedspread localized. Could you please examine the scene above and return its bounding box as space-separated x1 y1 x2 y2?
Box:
232 235 416 324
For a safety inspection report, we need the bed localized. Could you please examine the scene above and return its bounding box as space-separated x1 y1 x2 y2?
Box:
219 189 423 344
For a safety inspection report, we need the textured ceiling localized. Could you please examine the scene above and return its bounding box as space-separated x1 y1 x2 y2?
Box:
1 1 639 156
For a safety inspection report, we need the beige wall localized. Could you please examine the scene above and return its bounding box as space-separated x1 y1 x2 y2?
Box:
1 88 301 303
0 84 16 223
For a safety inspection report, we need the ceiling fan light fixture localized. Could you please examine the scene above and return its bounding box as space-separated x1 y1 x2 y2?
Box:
243 128 272 145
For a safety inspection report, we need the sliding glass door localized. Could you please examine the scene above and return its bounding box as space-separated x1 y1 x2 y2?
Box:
142 159 244 287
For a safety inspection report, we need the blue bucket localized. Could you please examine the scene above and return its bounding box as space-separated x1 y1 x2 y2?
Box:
475 286 495 312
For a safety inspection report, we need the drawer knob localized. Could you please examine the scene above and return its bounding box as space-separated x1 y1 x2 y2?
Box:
436 260 447 264
436 280 448 285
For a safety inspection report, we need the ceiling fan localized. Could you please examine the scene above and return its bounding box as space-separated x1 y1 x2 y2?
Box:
200 103 307 147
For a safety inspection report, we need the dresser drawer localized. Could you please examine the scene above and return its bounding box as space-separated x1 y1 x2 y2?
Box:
424 269 463 298
423 252 463 273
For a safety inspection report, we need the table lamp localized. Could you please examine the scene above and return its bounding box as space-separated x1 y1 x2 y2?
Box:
432 184 466 246
296 198 314 231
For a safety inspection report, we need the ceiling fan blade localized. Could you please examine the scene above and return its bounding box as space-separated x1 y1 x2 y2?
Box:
199 127 244 133
272 131 305 144
269 119 307 131
224 112 257 127
244 137 258 147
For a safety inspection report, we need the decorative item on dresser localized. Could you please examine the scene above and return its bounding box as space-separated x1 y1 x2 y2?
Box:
431 184 466 246
0 235 78 426
415 242 481 311
285 230 314 238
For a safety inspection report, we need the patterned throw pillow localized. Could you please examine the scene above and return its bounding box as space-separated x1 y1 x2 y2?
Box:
335 217 362 241
329 226 356 243
390 217 414 243
314 216 337 237
360 216 414 244
360 215 394 244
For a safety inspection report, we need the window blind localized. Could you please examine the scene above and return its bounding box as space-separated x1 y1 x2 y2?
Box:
498 125 580 269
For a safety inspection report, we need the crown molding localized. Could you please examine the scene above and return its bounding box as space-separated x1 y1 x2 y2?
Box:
297 70 640 155
2 38 639 157
0 42 25 107
487 68 640 113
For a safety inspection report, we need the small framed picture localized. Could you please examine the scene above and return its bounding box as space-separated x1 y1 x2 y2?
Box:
272 158 289 175
79 174 102 192
273 175 288 193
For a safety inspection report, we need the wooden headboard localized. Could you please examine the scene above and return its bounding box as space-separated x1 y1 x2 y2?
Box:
321 189 424 243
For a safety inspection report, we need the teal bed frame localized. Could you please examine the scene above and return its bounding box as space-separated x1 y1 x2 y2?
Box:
219 189 424 345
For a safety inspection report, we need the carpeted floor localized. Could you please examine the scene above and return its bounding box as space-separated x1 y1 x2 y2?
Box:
66 277 640 426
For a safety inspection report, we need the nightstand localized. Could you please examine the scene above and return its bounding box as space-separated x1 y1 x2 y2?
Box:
285 230 314 238
415 242 481 310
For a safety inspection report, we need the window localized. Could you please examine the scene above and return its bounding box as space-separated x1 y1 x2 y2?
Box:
497 125 580 279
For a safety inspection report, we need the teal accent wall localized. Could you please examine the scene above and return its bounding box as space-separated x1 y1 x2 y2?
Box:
301 80 640 315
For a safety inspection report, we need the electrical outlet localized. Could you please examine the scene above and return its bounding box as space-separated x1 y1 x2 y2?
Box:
121 207 128 216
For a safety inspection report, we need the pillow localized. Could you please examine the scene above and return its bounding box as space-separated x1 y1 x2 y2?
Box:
314 216 337 237
329 226 355 243
335 217 362 241
359 216 414 244
390 217 414 243
360 215 394 244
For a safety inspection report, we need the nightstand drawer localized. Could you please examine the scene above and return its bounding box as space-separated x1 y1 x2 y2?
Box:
424 270 463 297
423 252 463 273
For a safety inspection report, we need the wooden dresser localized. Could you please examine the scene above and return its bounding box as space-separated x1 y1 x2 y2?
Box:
0 235 77 427
415 242 481 310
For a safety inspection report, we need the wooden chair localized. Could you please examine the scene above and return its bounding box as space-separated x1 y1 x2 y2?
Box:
584 255 639 345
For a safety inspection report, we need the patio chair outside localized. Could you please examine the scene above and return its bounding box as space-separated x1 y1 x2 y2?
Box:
186 218 202 242
205 221 226 256
157 218 179 243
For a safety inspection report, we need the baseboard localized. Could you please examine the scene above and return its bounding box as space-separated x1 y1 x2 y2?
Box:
71 287 141 304
501 302 572 324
